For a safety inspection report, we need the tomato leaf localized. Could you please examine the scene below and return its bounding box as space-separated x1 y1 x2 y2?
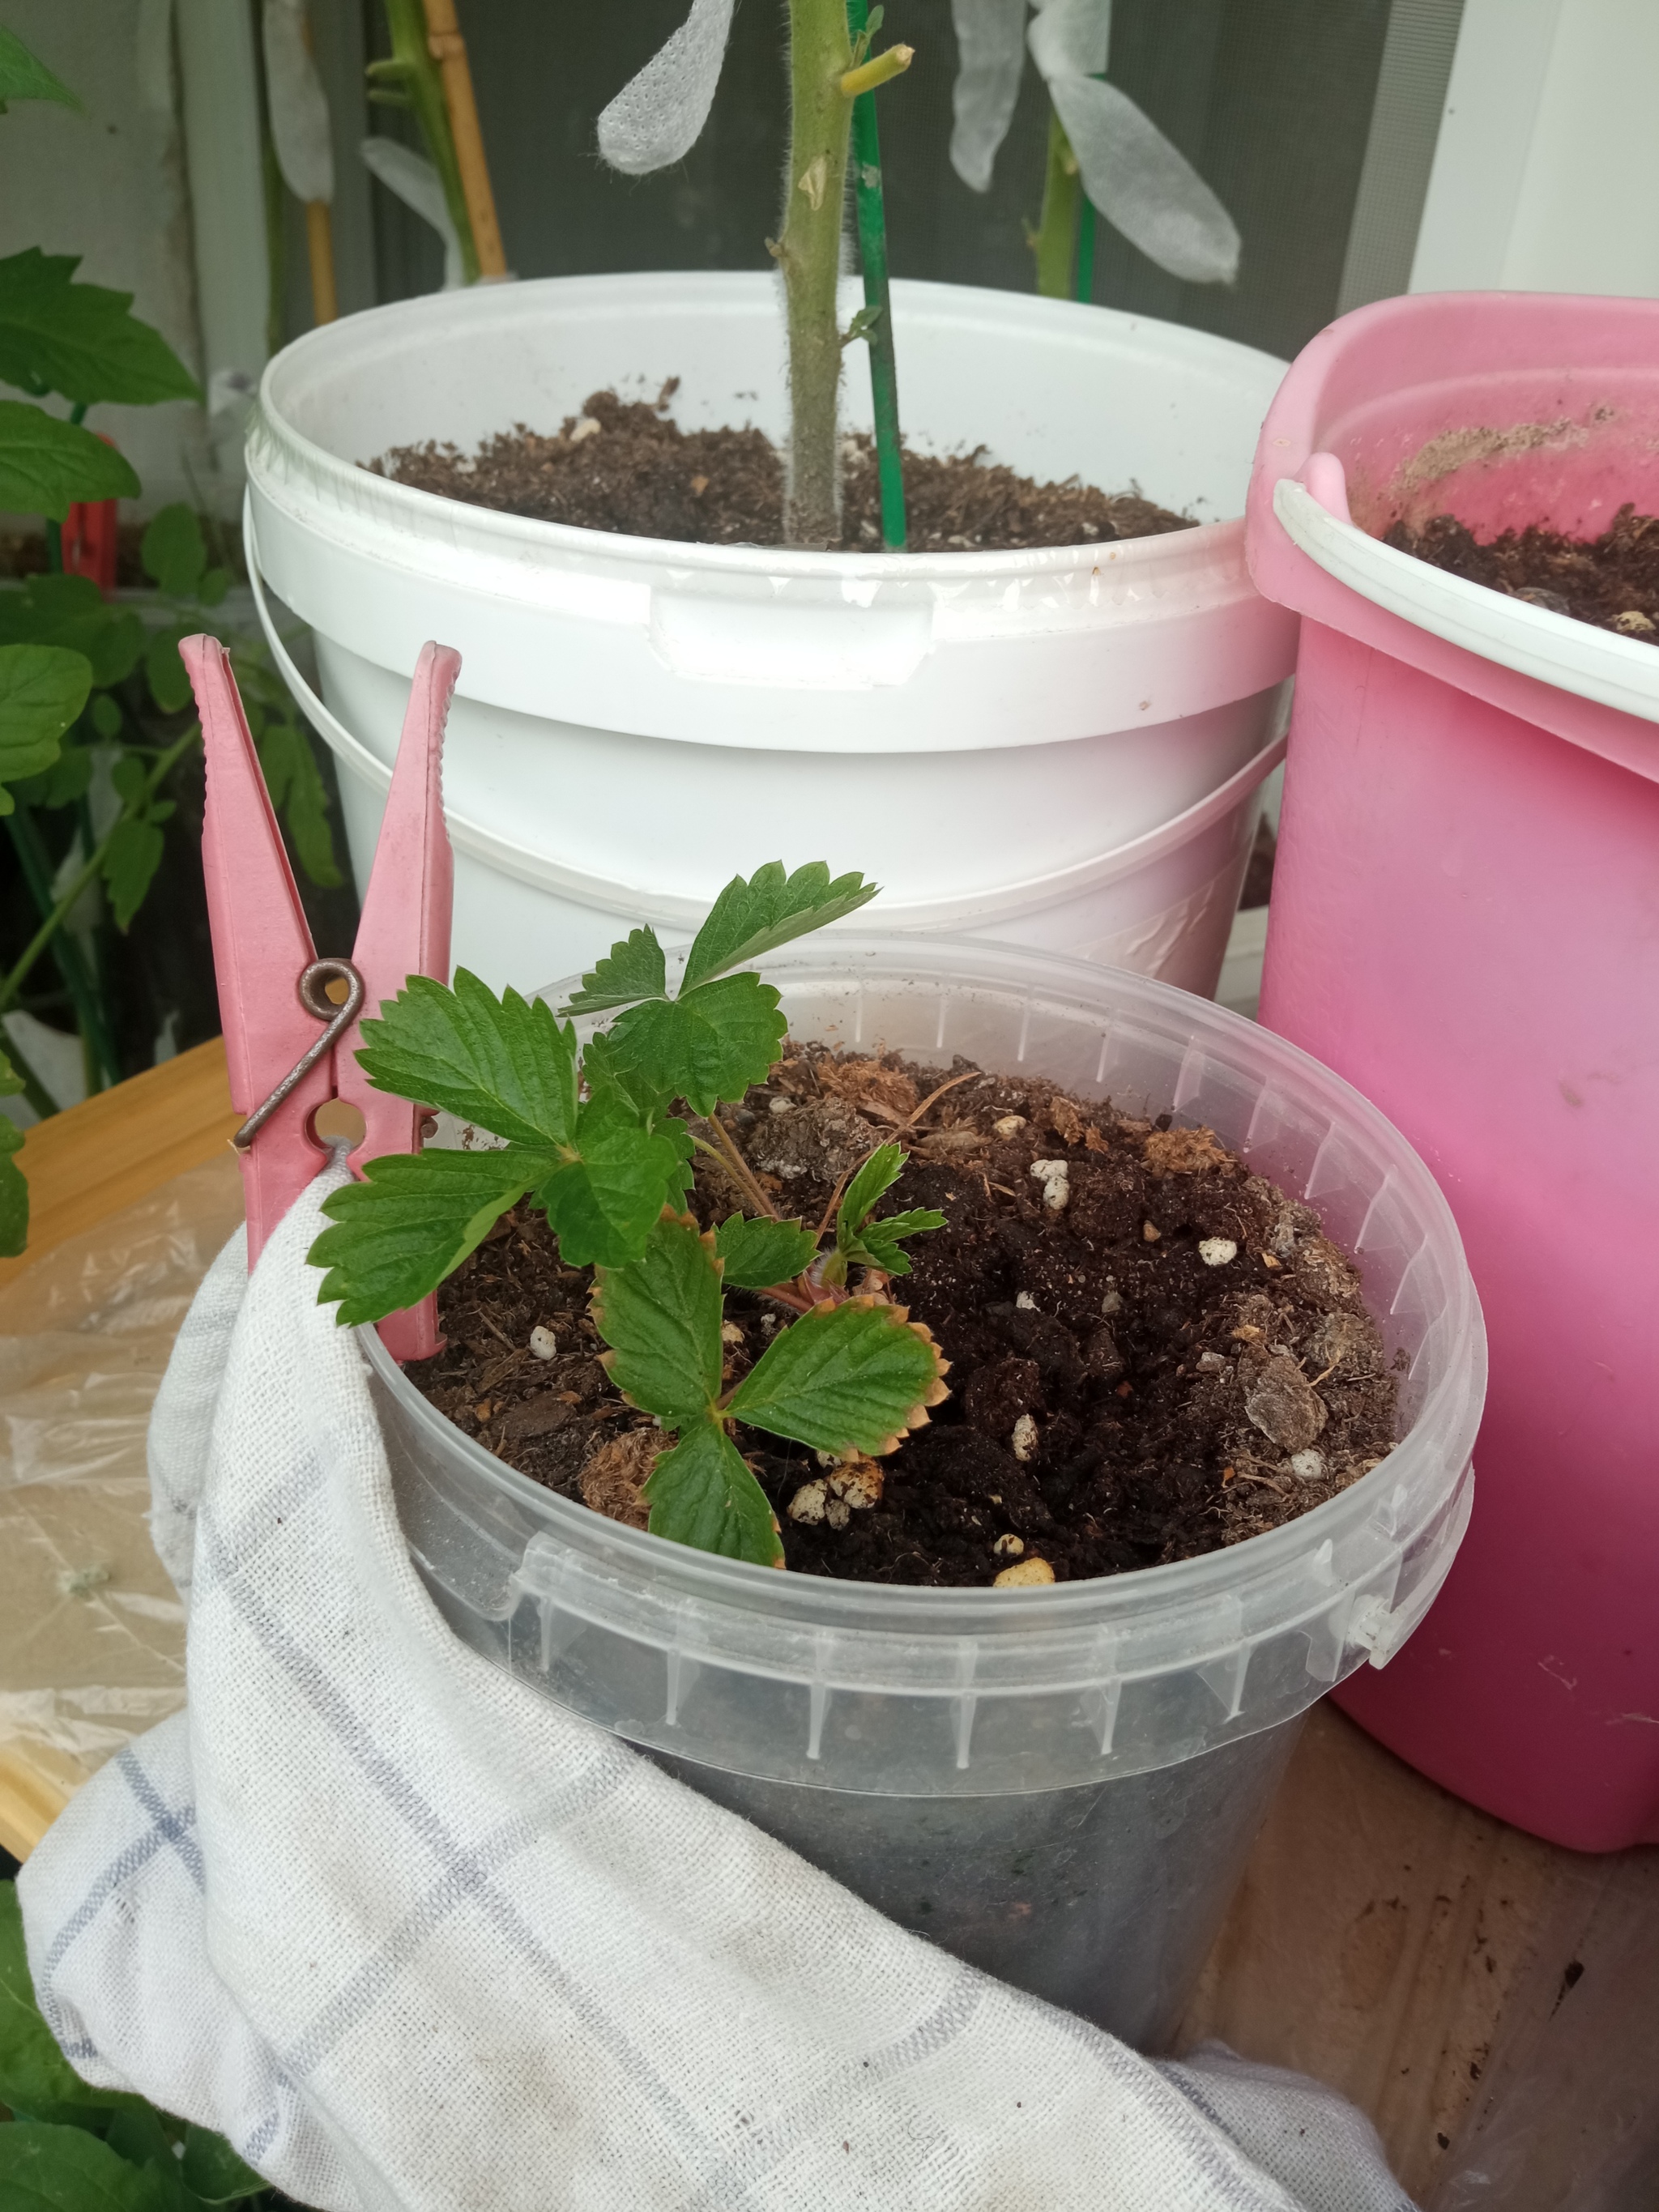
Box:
0 401 139 518
0 642 91 814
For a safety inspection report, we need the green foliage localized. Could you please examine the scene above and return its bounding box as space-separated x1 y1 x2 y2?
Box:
592 1212 725 1423
0 1886 269 2207
139 505 206 596
714 1210 820 1289
725 1297 943 1453
306 862 953 1565
0 643 91 813
680 862 878 991
312 1149 547 1325
0 1053 25 1257
358 972 578 1149
0 250 202 409
830 1140 945 1281
643 1420 783 1565
605 972 787 1119
0 400 139 520
0 27 79 114
564 925 667 1013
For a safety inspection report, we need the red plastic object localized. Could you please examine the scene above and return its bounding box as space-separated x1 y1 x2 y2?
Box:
181 634 458 1362
60 497 118 592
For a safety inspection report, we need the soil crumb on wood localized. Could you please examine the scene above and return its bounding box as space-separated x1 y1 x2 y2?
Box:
373 383 1194 554
1386 505 1659 643
409 1046 1399 1588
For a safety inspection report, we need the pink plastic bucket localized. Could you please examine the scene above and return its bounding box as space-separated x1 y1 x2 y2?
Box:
1245 292 1659 1853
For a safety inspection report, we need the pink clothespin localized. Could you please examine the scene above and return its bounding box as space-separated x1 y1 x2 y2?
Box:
181 634 458 1362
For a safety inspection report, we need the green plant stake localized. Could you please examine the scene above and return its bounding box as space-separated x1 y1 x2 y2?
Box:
1032 108 1082 301
308 861 953 1566
844 0 907 551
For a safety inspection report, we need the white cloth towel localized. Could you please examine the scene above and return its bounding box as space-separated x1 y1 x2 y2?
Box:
19 1170 1413 2212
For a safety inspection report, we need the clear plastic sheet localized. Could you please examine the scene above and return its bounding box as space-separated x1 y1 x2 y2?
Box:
0 1157 244 1812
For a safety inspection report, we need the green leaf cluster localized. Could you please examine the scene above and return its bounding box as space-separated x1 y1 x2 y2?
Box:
591 1212 946 1564
0 1883 271 2207
306 861 961 1566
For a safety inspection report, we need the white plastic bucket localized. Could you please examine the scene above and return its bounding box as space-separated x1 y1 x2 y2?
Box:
246 274 1299 994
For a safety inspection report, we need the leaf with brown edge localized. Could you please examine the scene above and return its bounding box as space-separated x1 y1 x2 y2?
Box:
724 1295 949 1456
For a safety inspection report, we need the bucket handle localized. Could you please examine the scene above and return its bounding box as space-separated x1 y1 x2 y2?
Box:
245 497 1286 931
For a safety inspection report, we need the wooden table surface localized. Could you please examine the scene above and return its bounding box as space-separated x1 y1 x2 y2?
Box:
3 1042 1648 2206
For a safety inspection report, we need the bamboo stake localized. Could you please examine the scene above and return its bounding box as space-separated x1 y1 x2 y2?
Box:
305 198 338 322
420 0 505 277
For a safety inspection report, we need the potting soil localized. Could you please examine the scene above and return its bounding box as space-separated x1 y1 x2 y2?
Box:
1386 504 1659 641
373 385 1193 553
411 1047 1397 1587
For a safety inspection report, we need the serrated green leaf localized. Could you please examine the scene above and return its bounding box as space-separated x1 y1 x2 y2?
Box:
0 27 81 113
356 971 578 1149
310 1147 549 1325
0 1114 24 1256
0 1886 148 2125
177 2124 267 2206
680 861 879 991
590 1210 723 1423
257 718 342 889
607 971 786 1118
139 504 206 595
847 1205 946 1277
0 401 139 519
0 2122 179 2211
644 1418 782 1566
580 1026 674 1123
726 1297 944 1453
0 251 201 408
102 816 164 930
836 1142 906 1242
562 925 667 1014
89 692 122 739
714 1212 819 1289
536 1103 684 1270
0 641 91 811
143 624 191 714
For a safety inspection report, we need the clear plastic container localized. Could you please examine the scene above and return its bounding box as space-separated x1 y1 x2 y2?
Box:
365 936 1484 2044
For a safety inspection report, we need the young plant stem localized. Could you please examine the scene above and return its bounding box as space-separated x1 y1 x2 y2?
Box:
3 805 120 1089
844 0 907 551
0 726 199 1027
693 1116 780 1221
1033 105 1081 300
370 0 480 283
776 0 856 547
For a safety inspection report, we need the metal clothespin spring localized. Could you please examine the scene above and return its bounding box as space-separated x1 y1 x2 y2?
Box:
231 957 367 1154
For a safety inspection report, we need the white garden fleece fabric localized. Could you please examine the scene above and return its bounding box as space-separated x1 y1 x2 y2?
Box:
19 1170 1413 2212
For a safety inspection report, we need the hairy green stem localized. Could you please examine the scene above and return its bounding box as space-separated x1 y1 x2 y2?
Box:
4 805 121 1089
777 0 856 547
1075 191 1096 301
1033 105 1081 299
371 0 480 283
845 0 906 551
0 726 199 1026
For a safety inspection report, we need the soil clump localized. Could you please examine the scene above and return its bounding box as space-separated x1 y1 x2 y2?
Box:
374 384 1193 554
1387 505 1659 642
409 1046 1399 1588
